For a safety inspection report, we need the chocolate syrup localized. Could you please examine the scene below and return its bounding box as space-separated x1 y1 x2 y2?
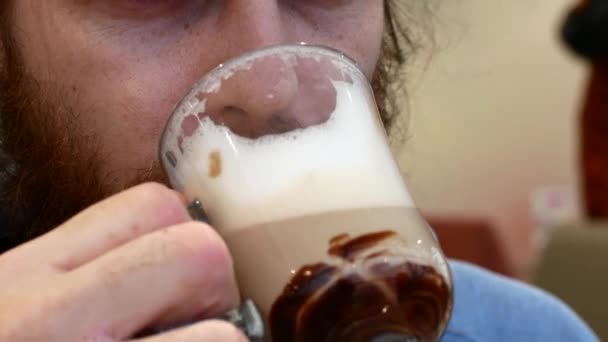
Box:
269 231 451 342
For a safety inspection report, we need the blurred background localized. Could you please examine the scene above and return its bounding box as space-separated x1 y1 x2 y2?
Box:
397 0 607 338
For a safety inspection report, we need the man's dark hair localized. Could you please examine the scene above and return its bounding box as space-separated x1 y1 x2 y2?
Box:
377 0 430 139
0 0 431 252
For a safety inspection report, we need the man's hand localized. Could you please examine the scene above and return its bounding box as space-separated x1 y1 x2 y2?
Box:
0 183 245 341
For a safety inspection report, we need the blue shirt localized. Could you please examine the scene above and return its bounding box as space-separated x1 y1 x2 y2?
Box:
444 261 599 341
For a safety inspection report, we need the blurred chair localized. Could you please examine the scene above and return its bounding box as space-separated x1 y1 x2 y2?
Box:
427 217 515 278
532 224 608 340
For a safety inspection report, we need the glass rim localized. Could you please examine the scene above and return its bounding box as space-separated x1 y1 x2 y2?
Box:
158 43 368 166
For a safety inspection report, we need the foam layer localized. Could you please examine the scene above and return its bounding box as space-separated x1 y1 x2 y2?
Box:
171 79 414 232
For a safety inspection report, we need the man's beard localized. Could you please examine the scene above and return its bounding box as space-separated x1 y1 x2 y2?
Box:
0 55 167 251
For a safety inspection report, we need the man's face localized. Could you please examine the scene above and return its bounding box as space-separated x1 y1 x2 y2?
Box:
0 1 385 242
11 1 384 193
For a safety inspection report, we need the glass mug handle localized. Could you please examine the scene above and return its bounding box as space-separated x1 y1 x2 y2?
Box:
187 198 209 223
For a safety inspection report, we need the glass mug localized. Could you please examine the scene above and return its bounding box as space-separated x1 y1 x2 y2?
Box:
159 45 453 342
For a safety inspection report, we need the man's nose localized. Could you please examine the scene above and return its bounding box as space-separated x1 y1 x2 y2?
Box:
198 53 339 139
199 56 300 138
183 2 335 138
192 1 299 138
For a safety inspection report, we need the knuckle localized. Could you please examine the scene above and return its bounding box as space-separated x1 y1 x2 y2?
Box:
129 182 189 226
160 222 237 302
166 222 233 274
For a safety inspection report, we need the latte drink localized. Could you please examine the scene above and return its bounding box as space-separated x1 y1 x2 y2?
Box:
160 45 453 341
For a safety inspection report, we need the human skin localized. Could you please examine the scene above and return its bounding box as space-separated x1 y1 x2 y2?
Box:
11 1 383 192
0 1 385 340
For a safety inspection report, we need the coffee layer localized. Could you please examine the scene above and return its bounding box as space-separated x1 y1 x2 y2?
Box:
270 231 451 342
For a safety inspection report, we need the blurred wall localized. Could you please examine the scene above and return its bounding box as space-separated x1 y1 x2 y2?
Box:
397 0 589 274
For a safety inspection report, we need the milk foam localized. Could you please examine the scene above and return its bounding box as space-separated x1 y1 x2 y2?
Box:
170 79 414 232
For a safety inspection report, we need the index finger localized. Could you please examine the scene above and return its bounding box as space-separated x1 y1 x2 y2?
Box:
4 182 191 274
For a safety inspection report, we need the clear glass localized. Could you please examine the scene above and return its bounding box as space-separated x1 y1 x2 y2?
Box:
159 44 453 342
